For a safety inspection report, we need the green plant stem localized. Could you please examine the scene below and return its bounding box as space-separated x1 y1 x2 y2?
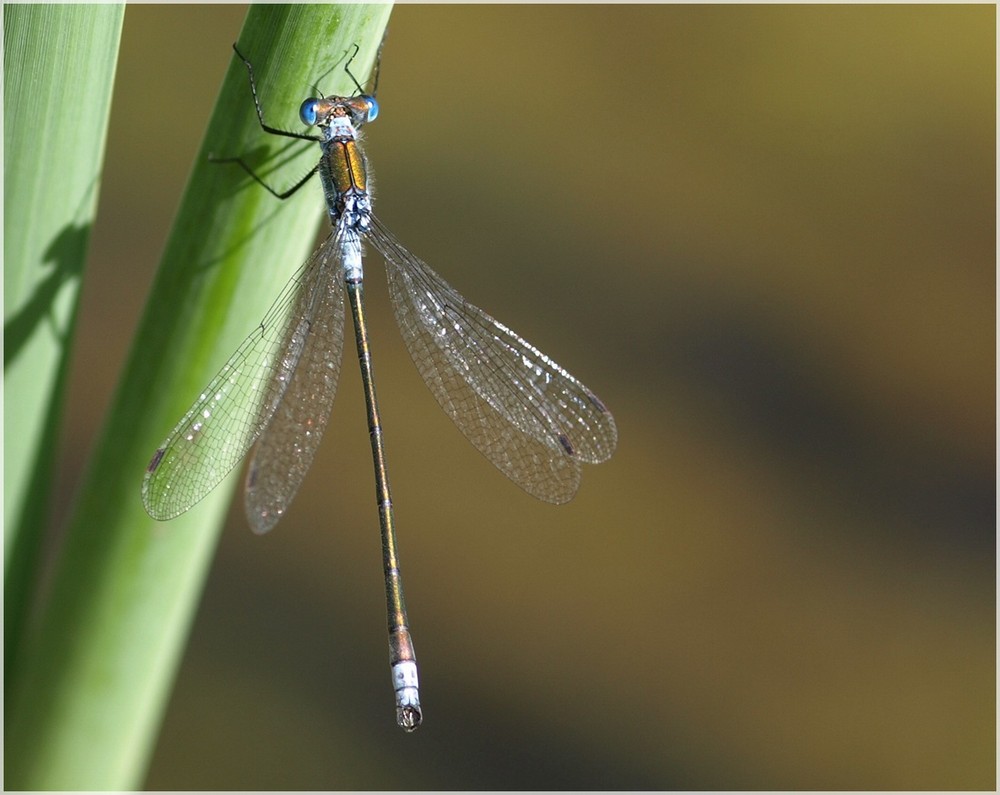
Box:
4 5 393 789
3 2 124 682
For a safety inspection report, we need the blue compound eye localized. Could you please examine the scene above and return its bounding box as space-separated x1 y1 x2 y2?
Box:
363 96 379 123
299 98 319 126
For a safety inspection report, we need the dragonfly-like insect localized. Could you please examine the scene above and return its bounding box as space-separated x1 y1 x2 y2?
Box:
142 40 618 732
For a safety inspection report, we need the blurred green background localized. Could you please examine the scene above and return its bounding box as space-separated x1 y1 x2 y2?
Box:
52 4 992 789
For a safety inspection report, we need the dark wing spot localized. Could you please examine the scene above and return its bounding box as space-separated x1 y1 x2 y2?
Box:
587 392 609 414
558 433 575 456
147 448 166 473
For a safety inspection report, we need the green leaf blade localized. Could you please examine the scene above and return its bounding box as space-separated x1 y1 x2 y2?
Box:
4 5 393 789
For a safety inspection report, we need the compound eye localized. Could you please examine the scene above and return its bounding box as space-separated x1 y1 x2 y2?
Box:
363 96 379 123
299 98 320 126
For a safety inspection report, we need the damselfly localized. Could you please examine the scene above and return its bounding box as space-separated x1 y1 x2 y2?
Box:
142 42 618 732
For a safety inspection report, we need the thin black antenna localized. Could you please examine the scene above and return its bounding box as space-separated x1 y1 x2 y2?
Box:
344 43 365 96
368 26 389 98
344 26 389 99
309 45 354 98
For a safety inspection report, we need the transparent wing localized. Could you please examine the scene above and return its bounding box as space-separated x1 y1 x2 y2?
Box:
370 217 617 504
142 235 340 521
245 234 345 534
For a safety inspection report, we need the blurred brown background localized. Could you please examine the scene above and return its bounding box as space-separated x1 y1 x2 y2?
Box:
57 4 993 789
